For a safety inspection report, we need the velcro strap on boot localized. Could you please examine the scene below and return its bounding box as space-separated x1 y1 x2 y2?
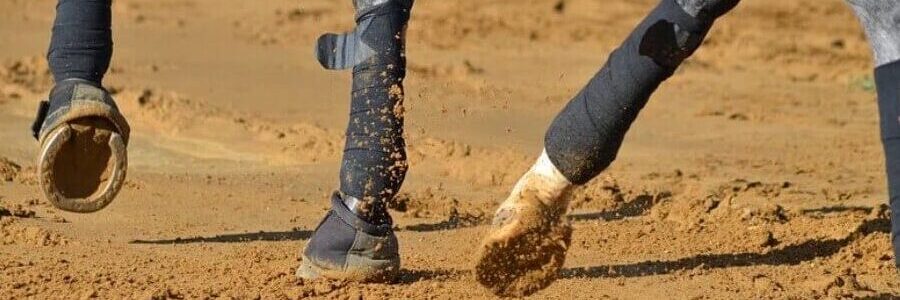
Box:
315 0 413 70
638 0 711 69
31 101 50 140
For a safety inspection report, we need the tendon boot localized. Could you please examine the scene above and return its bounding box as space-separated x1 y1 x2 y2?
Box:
32 79 129 213
297 0 411 283
296 193 400 282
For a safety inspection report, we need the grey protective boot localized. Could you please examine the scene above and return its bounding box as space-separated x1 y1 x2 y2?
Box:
296 193 400 282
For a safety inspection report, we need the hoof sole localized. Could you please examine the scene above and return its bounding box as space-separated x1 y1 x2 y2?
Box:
38 118 127 213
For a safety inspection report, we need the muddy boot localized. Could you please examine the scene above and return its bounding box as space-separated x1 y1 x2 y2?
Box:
297 192 400 283
32 79 130 213
475 151 574 297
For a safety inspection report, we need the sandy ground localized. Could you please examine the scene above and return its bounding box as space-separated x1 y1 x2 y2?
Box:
1 0 900 298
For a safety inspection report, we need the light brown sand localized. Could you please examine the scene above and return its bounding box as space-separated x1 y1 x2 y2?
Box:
1 0 899 298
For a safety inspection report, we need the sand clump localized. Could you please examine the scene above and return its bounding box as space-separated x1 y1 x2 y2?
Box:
112 87 216 134
111 87 342 163
390 187 485 219
0 203 67 247
0 56 52 92
656 178 795 229
408 138 531 187
0 157 21 182
0 219 68 247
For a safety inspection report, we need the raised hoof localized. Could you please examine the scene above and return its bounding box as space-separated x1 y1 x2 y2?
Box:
38 117 127 213
475 201 572 297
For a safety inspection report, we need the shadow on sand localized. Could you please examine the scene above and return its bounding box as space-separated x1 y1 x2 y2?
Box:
394 268 466 284
130 229 313 245
561 217 890 279
568 193 661 222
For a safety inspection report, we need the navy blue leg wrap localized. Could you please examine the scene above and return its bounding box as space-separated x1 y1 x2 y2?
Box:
338 1 412 221
48 0 113 85
544 0 724 184
875 60 900 267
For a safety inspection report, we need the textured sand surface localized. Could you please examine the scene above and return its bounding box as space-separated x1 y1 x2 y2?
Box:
1 0 899 298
